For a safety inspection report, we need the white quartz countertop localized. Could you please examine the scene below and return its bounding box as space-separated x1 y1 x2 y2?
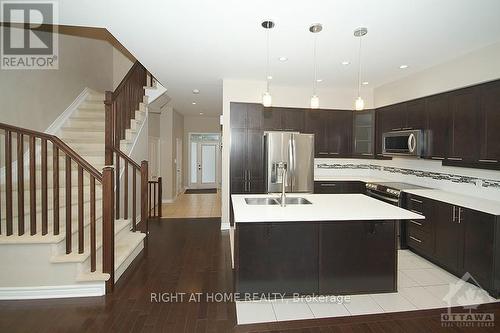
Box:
231 193 424 223
403 189 500 216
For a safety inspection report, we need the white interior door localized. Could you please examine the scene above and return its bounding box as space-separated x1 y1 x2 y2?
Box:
148 137 160 179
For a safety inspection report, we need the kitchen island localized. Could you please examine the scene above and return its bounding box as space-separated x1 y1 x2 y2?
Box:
231 193 424 296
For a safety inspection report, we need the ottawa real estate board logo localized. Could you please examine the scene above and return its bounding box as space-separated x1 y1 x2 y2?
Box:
1 1 58 69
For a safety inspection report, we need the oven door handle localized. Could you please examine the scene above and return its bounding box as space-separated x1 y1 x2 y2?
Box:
366 190 400 204
408 133 417 153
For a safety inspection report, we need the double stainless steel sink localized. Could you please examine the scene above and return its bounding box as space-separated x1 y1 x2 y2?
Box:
244 197 312 205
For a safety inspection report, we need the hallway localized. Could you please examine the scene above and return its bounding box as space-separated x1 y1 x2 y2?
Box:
161 191 221 218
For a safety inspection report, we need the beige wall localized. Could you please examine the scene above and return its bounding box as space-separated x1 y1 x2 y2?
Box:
374 42 500 107
183 115 221 188
0 27 114 132
112 47 134 90
157 107 185 202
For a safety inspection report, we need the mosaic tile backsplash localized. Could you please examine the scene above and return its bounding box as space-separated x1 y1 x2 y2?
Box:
316 163 500 189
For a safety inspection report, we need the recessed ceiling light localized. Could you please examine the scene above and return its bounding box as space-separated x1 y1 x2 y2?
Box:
316 79 323 83
362 81 369 85
199 112 204 115
267 75 273 80
399 65 409 69
279 57 288 62
192 89 200 94
341 61 350 65
192 102 196 105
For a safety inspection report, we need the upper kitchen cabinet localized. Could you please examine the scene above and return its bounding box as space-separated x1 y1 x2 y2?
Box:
262 107 282 131
375 104 404 155
305 110 352 157
353 110 374 156
230 102 262 129
479 80 500 164
448 86 481 162
405 99 427 130
426 93 450 160
281 108 305 132
328 110 353 156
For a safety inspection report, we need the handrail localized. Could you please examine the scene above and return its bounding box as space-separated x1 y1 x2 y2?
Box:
112 61 143 99
0 122 102 181
113 146 140 170
0 121 115 293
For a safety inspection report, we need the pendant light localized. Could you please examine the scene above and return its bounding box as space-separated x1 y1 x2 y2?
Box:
354 27 367 111
309 23 322 109
262 20 275 107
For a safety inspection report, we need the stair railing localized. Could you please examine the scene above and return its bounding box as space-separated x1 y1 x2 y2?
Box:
0 122 115 293
148 177 162 218
104 60 151 235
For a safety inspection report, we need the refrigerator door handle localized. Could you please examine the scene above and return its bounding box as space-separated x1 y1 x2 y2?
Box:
288 136 294 190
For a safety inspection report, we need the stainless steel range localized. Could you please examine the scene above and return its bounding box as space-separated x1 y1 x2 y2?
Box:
365 182 428 248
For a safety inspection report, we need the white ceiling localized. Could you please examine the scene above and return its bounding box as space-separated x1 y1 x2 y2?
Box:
60 0 500 116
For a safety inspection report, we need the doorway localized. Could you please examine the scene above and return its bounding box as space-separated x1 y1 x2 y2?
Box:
189 133 220 189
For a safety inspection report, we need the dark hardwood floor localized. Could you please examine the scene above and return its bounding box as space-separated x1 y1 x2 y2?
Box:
0 217 498 333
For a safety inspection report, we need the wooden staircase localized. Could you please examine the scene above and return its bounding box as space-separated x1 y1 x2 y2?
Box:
0 61 157 298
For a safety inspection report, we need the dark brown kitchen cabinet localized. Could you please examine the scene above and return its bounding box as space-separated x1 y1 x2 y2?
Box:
403 194 435 254
461 209 495 292
405 99 427 130
305 110 352 157
262 107 282 131
375 105 404 155
230 102 262 129
479 80 500 164
433 201 462 274
281 108 305 132
319 221 396 294
426 94 450 159
448 87 481 162
314 181 365 194
230 128 264 194
235 222 319 295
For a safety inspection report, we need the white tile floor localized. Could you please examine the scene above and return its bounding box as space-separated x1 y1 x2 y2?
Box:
235 250 499 324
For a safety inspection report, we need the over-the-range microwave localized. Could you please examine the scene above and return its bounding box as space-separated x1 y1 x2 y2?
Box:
382 129 424 157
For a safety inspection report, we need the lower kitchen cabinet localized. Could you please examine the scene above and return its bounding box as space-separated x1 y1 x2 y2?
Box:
314 181 365 194
235 222 319 295
404 193 500 297
461 209 495 292
319 221 396 294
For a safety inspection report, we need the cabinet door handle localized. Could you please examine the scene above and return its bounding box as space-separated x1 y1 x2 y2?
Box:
320 183 337 187
452 206 457 222
391 128 402 131
411 198 423 204
329 152 340 155
409 236 422 243
479 159 498 163
458 207 462 224
448 157 463 161
318 152 329 155
410 220 423 226
410 209 423 215
431 156 445 160
402 127 413 130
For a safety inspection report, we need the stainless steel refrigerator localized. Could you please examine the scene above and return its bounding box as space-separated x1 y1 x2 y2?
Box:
264 131 314 193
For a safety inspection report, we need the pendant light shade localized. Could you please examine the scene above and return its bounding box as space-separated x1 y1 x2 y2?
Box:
355 96 364 111
354 27 367 111
262 91 272 107
310 95 319 109
309 23 322 109
262 20 275 107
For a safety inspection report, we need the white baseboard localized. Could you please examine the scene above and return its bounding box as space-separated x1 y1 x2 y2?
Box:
0 283 105 300
46 87 92 135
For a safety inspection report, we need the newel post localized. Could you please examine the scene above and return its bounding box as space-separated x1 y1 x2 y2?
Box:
141 160 149 234
157 177 162 218
104 91 114 166
102 166 115 293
